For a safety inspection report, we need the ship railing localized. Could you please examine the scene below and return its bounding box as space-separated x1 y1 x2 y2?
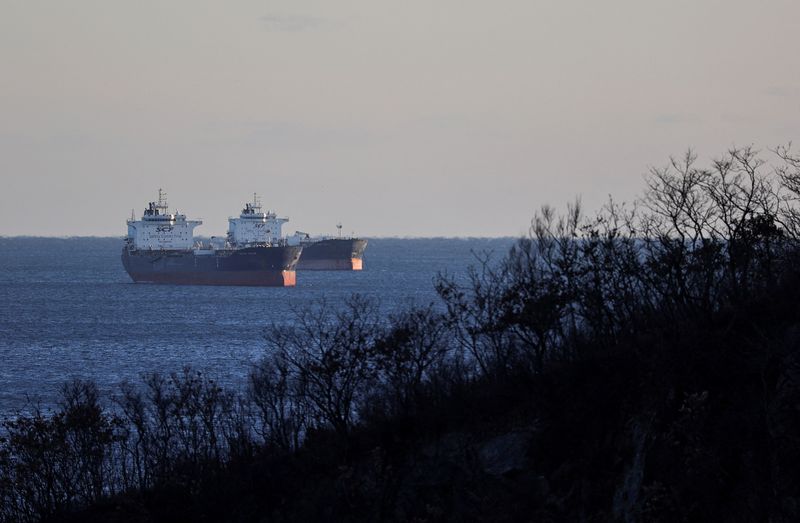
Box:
236 238 293 248
307 235 360 242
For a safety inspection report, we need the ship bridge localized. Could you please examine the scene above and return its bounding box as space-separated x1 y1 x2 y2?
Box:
126 189 202 251
227 193 288 246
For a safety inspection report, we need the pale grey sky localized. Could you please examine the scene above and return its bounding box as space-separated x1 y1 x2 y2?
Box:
1 0 798 237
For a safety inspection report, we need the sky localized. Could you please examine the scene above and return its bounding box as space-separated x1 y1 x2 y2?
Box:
1 0 798 237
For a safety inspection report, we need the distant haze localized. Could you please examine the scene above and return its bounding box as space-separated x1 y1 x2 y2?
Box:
1 0 798 237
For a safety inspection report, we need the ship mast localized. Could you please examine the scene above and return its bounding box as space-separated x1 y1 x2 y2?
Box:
156 188 169 214
337 222 342 239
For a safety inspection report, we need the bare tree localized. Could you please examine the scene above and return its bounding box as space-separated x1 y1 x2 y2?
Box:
371 304 450 415
249 352 307 451
263 295 382 437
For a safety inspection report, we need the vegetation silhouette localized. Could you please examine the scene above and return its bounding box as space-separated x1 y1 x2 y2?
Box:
2 145 800 521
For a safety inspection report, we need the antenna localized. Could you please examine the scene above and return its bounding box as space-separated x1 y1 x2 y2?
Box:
336 222 343 239
130 208 135 221
157 188 168 213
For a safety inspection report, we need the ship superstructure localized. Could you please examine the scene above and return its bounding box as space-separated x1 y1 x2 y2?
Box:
227 194 289 247
126 190 201 251
122 191 302 287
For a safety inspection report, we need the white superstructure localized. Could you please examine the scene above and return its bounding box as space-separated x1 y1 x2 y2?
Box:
227 194 288 247
126 190 202 251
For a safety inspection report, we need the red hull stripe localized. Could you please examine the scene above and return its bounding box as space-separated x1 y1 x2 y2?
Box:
296 258 362 271
128 270 296 287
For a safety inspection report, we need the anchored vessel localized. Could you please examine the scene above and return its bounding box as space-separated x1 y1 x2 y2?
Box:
294 233 368 271
121 191 302 286
232 197 368 271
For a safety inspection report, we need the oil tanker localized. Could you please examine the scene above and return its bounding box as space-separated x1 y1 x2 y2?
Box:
229 198 368 271
293 233 368 271
121 191 302 286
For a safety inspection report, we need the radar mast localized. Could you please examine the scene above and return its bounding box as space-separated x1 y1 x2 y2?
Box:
156 189 169 214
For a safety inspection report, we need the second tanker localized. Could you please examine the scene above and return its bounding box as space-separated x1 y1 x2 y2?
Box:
294 234 368 271
236 195 368 271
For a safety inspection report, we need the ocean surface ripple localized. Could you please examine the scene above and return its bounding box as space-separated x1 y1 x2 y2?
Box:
0 237 514 416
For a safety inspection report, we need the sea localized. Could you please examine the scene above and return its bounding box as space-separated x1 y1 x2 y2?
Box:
0 237 515 417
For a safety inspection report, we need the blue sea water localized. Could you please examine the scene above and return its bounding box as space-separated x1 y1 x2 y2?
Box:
0 237 515 416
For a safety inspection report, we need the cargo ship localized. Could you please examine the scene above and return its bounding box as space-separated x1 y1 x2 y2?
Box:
121 191 302 286
232 198 368 271
293 230 368 271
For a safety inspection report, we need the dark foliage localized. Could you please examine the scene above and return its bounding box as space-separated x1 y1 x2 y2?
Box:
3 145 800 521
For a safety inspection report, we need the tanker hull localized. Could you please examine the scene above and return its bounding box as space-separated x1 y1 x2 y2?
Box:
296 238 368 271
122 245 302 287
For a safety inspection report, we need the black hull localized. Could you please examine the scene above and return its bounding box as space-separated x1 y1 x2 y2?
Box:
296 239 368 271
121 245 302 286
